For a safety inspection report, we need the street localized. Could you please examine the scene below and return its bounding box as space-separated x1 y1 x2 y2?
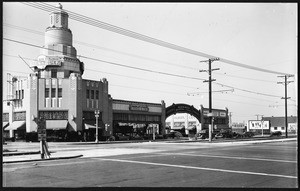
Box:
3 140 298 188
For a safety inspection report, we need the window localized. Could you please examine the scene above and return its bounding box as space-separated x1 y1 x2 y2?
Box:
51 69 57 78
58 88 62 98
16 91 19 99
51 88 56 97
21 90 24 99
96 90 99 99
281 127 284 130
86 90 90 99
91 90 94 99
274 127 277 130
45 88 50 98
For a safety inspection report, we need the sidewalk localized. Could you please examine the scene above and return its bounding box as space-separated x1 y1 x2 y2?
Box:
3 137 296 164
3 151 83 164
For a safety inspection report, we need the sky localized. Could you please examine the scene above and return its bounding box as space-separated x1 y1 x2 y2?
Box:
2 2 298 123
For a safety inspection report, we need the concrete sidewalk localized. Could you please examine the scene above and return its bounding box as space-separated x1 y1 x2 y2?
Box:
3 137 296 164
3 151 83 164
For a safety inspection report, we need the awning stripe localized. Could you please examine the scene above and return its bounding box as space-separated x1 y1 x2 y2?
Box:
3 122 9 128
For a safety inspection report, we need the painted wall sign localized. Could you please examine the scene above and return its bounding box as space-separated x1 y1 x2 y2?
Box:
37 55 63 69
129 104 149 112
248 120 269 130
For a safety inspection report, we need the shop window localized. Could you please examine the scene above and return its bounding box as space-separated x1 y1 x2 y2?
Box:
96 90 99 99
45 88 50 98
91 90 94 99
51 69 57 78
281 127 284 130
86 89 90 99
51 88 56 97
58 88 62 98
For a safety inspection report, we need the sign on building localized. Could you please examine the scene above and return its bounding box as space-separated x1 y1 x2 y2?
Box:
37 55 63 69
248 120 269 130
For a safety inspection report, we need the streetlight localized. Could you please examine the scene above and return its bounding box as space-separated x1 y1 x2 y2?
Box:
94 110 100 143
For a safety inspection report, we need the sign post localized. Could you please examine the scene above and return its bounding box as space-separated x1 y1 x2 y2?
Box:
37 117 50 159
95 110 100 143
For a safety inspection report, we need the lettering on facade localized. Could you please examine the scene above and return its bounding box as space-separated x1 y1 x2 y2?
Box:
129 104 149 112
248 120 269 130
39 111 68 120
37 55 63 69
13 112 26 121
3 113 9 122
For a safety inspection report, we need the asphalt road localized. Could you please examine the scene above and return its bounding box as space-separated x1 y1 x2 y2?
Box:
3 140 298 188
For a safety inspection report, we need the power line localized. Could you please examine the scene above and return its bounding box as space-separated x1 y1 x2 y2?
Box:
3 37 206 81
5 22 284 85
3 53 198 89
22 2 293 76
3 23 198 71
3 38 289 100
213 82 283 98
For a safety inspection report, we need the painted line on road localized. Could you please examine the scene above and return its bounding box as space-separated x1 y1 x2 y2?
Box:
96 158 297 179
158 153 297 163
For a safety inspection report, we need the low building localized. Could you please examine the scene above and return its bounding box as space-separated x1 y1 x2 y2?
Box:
262 116 297 134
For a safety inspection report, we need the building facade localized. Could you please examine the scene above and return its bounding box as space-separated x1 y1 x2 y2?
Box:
2 4 166 142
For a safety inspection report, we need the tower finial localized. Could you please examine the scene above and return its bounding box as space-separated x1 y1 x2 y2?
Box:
56 3 62 10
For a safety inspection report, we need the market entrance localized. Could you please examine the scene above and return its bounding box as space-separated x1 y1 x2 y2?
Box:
165 104 201 136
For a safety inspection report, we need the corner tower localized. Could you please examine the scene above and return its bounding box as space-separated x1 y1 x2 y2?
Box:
35 3 84 76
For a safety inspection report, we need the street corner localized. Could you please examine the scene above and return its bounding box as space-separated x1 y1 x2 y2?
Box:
3 153 83 164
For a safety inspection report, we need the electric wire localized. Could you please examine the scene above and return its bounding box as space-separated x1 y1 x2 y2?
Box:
3 38 289 100
22 2 293 76
3 37 206 81
3 23 198 71
5 23 282 84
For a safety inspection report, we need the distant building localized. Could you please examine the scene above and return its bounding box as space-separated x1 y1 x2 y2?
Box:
231 122 246 134
246 116 298 134
262 116 297 134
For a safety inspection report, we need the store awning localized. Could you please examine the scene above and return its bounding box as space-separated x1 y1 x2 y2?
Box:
5 121 26 131
3 122 9 128
46 120 68 130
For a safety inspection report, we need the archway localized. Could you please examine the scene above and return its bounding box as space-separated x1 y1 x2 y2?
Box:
165 103 201 122
165 103 201 137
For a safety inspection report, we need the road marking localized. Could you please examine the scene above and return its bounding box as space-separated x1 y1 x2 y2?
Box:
159 153 297 163
96 158 297 179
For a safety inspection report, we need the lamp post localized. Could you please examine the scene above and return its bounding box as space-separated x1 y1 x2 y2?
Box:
94 110 100 143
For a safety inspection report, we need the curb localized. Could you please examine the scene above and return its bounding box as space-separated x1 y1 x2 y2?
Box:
3 151 56 156
3 154 83 164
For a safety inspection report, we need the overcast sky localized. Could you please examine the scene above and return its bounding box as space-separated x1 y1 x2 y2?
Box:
2 2 297 123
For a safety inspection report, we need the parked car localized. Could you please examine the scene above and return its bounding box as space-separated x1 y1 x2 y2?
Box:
215 130 233 139
115 133 130 141
242 131 255 138
270 131 282 137
198 131 216 139
166 131 183 139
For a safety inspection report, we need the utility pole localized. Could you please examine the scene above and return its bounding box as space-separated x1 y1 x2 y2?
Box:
200 57 220 142
277 75 294 138
229 112 233 128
